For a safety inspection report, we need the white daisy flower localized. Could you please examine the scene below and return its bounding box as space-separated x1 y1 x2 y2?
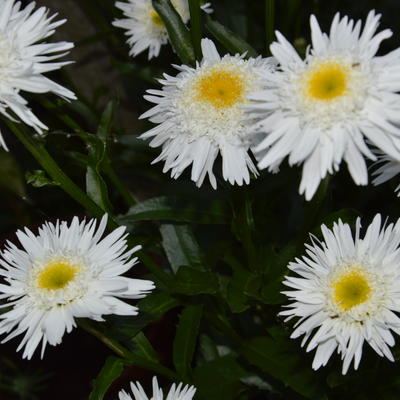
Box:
0 0 76 150
140 38 274 188
372 150 400 196
113 0 213 60
248 11 400 200
281 215 400 374
0 215 155 360
118 376 196 400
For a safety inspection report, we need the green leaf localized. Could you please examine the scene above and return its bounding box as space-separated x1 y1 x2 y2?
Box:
174 267 219 295
205 16 257 57
117 196 229 225
131 332 159 363
242 330 327 399
97 100 117 142
173 304 203 379
152 0 195 64
160 224 202 273
193 355 250 400
188 0 202 60
26 170 59 188
89 356 124 400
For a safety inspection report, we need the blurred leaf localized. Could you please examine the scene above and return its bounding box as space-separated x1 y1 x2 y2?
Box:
118 196 229 225
160 224 202 273
26 170 59 188
174 266 219 295
0 151 27 196
194 355 249 400
242 329 327 399
89 356 124 400
205 16 257 57
173 304 203 379
152 0 195 64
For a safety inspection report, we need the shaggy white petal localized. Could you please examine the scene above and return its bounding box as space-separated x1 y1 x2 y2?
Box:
140 38 274 188
372 149 400 195
118 377 196 400
281 215 400 374
248 10 400 200
0 0 76 150
0 215 154 359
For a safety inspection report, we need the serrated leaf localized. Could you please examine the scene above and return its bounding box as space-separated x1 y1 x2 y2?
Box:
173 304 203 379
160 224 202 273
26 170 59 188
88 356 124 400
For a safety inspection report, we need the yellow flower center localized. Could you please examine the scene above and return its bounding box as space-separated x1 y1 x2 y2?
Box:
333 269 371 311
195 68 245 108
37 262 77 290
306 62 349 101
150 10 163 26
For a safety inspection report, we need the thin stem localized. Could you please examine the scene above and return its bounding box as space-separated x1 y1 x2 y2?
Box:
6 120 106 220
188 0 202 60
265 0 275 54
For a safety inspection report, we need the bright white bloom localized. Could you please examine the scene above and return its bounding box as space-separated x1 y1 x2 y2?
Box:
113 0 212 60
372 150 400 195
248 11 400 200
140 38 274 188
118 377 196 400
0 0 76 150
0 215 154 359
281 215 400 374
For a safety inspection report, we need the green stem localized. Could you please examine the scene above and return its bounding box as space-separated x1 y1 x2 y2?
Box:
78 319 179 380
6 120 105 220
265 0 275 54
188 0 202 60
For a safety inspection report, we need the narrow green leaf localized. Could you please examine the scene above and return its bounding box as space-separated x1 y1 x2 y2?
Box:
173 304 203 379
131 332 159 363
97 100 117 142
160 224 202 273
88 356 124 400
117 196 229 225
188 0 202 60
0 151 27 197
265 0 275 53
205 16 257 57
152 0 195 64
174 267 219 295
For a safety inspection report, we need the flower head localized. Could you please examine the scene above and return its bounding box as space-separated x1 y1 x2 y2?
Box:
0 0 76 150
248 11 400 199
113 0 212 60
281 215 400 374
140 38 274 188
118 377 196 400
0 215 154 359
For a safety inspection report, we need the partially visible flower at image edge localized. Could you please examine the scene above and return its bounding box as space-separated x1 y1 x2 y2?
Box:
371 149 400 196
0 0 76 150
118 376 196 400
0 215 155 360
113 0 212 60
140 38 275 188
248 10 400 200
281 215 400 374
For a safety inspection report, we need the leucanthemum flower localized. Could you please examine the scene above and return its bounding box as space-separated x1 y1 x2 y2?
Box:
248 11 400 200
113 0 212 60
140 38 274 188
118 376 196 400
0 215 154 360
281 215 400 374
372 150 400 195
0 0 76 150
